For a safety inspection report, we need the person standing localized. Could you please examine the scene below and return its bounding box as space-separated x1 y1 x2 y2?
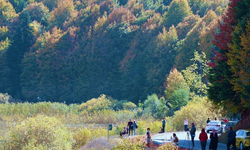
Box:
199 128 208 150
127 119 133 136
227 127 236 150
132 120 137 136
146 128 151 147
207 118 210 124
190 122 196 148
162 117 166 132
209 129 218 150
184 118 188 131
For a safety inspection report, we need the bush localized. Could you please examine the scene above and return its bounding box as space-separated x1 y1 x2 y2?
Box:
72 126 112 149
114 100 129 110
172 96 220 131
123 102 137 110
143 94 169 119
0 93 11 103
157 143 179 150
111 136 146 150
1 115 74 150
78 94 114 112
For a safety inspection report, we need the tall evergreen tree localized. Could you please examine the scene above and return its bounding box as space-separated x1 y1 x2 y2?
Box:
6 11 34 100
226 0 250 111
207 0 241 112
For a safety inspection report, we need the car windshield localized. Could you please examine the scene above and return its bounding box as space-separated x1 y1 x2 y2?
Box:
208 121 219 125
247 132 250 136
227 122 237 126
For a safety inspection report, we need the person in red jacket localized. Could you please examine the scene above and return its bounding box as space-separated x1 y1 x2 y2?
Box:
199 128 208 150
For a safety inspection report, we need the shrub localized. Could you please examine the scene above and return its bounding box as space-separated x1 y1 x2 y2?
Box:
1 115 74 150
0 93 11 103
78 94 114 112
172 96 220 131
111 136 145 150
143 94 169 119
123 102 137 110
157 143 179 149
113 100 129 110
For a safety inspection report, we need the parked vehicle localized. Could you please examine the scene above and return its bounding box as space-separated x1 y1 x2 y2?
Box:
225 121 238 131
236 129 250 150
206 120 226 133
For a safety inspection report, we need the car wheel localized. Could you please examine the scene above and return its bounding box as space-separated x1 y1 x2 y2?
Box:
240 142 244 150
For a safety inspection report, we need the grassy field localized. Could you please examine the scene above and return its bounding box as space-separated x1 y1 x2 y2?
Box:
0 102 173 149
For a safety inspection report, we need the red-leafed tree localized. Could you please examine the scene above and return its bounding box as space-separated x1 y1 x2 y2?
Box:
207 0 246 113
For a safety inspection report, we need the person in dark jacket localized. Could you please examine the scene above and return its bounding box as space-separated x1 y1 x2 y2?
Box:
209 129 218 150
227 127 236 150
199 128 208 150
162 118 166 132
207 118 210 124
190 122 196 148
127 119 133 136
132 120 137 136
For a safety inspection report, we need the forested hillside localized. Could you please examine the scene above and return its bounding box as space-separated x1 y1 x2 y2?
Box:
0 0 228 103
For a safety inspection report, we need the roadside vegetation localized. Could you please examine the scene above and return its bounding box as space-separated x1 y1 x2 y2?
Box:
0 93 219 149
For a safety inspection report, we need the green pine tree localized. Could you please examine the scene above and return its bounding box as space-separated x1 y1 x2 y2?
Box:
6 11 34 100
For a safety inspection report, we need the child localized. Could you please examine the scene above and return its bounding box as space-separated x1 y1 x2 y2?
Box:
171 133 179 145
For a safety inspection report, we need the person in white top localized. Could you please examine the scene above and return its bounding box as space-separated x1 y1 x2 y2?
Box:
184 118 188 131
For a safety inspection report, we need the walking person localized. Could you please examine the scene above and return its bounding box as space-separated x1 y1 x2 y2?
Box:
209 129 218 150
162 117 166 132
127 119 133 136
199 128 208 150
190 122 196 148
184 118 188 131
132 120 137 136
227 127 236 150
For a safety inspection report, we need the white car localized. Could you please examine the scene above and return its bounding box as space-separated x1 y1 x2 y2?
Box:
206 120 226 133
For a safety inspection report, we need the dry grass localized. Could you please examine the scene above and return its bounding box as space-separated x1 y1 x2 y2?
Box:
79 137 121 150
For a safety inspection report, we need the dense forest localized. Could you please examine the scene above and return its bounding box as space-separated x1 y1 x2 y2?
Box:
0 0 233 104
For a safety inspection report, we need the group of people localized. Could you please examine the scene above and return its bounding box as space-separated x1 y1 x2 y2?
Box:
184 117 237 150
199 126 236 150
184 118 218 150
184 118 196 148
199 128 218 150
122 117 237 149
120 119 137 137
